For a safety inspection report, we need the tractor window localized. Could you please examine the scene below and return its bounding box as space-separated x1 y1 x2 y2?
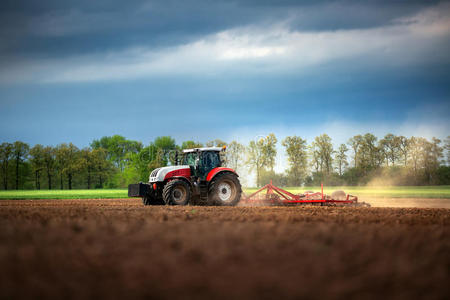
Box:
202 151 221 170
182 152 197 167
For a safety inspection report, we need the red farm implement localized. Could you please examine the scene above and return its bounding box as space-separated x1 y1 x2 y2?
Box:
241 181 370 207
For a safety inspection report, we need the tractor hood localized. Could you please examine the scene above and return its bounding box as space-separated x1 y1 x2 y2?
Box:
149 165 191 183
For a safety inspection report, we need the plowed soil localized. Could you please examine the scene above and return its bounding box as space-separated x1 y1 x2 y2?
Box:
0 199 449 300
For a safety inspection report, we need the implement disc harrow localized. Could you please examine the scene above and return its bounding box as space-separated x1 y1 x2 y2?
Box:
241 181 370 207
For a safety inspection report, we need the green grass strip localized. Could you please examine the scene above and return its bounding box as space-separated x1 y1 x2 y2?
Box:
0 186 449 200
0 189 128 200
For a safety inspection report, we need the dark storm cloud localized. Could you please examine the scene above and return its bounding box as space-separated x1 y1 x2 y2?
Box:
0 0 444 58
0 0 449 147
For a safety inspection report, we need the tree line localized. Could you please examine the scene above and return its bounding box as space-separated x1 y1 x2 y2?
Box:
252 133 449 186
0 133 449 190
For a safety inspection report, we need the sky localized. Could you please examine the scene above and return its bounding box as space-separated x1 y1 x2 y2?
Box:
1 0 449 168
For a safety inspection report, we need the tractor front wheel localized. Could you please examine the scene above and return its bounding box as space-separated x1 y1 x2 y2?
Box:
142 196 152 205
163 179 191 205
208 173 242 206
142 196 164 206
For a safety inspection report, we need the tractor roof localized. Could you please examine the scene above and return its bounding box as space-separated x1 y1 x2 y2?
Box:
182 146 224 153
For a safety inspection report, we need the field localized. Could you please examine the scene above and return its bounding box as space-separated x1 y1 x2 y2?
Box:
0 199 449 299
1 185 450 200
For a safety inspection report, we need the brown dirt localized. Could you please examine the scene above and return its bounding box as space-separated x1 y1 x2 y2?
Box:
0 199 449 300
364 198 450 208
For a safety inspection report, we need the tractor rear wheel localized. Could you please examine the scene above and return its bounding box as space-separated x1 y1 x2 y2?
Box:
208 173 241 206
163 179 191 205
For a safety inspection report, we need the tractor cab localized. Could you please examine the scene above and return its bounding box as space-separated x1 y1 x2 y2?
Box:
181 147 223 180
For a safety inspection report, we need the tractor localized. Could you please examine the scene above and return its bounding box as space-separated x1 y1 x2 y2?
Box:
128 146 242 206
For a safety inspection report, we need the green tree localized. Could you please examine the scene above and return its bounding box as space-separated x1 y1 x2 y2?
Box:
378 137 389 167
206 139 226 147
431 137 444 165
55 144 67 189
379 133 400 166
420 138 434 184
153 136 176 151
335 144 349 176
91 135 142 171
225 141 245 170
92 148 112 188
348 135 363 167
282 136 308 186
259 169 288 186
424 137 443 184
154 136 177 165
66 143 80 190
436 165 450 184
445 136 450 165
311 134 334 174
148 148 166 171
181 141 203 149
262 133 277 172
246 139 265 187
42 146 56 190
78 148 95 189
358 133 379 172
126 145 160 182
310 144 320 173
0 143 13 190
13 141 29 190
408 137 424 180
246 134 278 186
29 144 45 189
398 136 410 166
55 143 79 189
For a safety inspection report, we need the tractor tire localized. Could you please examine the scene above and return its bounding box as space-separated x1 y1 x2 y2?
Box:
208 173 242 206
163 179 191 205
142 196 162 206
142 196 151 205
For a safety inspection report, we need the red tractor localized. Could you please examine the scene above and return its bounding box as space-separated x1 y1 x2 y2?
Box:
128 147 242 206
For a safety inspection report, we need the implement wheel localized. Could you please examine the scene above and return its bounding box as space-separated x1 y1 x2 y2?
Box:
208 173 242 206
331 190 346 200
163 180 191 205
